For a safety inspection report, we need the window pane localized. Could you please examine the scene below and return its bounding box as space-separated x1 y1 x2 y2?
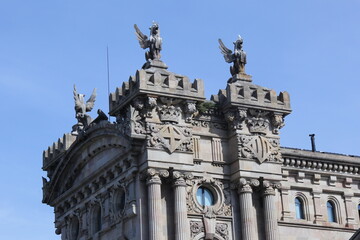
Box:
204 188 214 206
196 187 214 206
327 201 336 222
295 198 303 219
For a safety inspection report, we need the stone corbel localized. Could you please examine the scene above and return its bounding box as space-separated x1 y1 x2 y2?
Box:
271 113 285 134
184 100 198 123
224 107 247 130
146 96 157 118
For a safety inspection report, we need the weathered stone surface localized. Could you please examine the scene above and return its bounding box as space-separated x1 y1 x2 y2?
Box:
42 27 360 240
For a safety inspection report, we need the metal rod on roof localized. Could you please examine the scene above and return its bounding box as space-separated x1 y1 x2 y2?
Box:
106 46 111 121
309 134 316 152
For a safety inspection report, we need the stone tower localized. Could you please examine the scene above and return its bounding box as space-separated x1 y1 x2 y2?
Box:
42 24 360 240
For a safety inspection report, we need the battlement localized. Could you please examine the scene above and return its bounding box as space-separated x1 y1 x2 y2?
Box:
43 133 76 169
109 67 205 116
212 80 291 114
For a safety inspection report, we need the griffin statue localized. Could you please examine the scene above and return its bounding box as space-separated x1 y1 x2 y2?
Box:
218 36 247 77
73 85 97 130
134 22 162 61
72 85 108 135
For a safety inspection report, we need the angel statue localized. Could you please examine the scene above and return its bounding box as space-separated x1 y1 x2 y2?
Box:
218 36 247 77
134 22 162 61
73 85 96 133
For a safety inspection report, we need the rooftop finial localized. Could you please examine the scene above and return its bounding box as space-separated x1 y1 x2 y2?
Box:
219 36 251 82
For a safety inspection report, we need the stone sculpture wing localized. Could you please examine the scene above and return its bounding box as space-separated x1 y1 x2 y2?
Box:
218 38 234 63
85 88 96 112
134 24 149 49
73 85 82 111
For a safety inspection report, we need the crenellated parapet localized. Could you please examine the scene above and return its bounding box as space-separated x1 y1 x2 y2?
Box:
212 81 291 114
43 133 76 169
109 68 205 116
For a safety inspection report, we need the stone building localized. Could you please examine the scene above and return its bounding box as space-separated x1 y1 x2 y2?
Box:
42 24 360 240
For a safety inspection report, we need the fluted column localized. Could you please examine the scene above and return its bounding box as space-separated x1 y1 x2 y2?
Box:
237 178 258 240
173 172 189 240
146 169 163 240
263 182 279 240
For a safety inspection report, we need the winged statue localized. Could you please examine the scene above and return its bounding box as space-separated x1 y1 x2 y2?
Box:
134 22 162 61
73 85 97 129
218 36 247 76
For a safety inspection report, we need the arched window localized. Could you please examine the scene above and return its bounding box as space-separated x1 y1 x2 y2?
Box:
92 204 102 234
327 201 336 222
295 197 305 219
196 186 215 207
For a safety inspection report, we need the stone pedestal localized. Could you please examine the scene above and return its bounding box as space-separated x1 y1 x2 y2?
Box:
263 184 279 240
173 174 189 240
147 173 163 240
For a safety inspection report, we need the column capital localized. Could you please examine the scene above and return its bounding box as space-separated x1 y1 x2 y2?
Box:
236 178 260 193
173 171 192 187
262 181 280 196
146 168 161 185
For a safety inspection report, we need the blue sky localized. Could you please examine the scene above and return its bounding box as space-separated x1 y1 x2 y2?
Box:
1 1 360 239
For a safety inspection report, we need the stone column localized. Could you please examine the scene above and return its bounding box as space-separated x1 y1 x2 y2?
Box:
173 172 189 240
263 182 279 240
237 178 258 240
146 169 163 240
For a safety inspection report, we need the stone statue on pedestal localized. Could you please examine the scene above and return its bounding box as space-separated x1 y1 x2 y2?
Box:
134 22 162 61
72 85 108 135
219 36 249 81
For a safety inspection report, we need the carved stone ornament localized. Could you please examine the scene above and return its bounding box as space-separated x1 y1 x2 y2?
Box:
185 101 198 123
271 113 285 134
262 181 281 196
147 123 192 153
224 108 247 130
190 221 204 239
237 134 282 164
190 220 230 240
235 178 260 193
216 223 230 240
186 177 232 217
246 109 270 135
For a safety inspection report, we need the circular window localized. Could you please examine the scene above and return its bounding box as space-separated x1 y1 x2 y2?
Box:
196 186 215 206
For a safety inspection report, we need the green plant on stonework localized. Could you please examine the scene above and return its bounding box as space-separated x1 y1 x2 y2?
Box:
197 101 217 114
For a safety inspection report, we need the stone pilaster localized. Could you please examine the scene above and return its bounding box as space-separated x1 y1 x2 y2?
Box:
279 186 292 220
311 190 324 223
237 178 259 240
343 193 356 227
146 169 163 240
173 171 189 240
263 182 279 240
